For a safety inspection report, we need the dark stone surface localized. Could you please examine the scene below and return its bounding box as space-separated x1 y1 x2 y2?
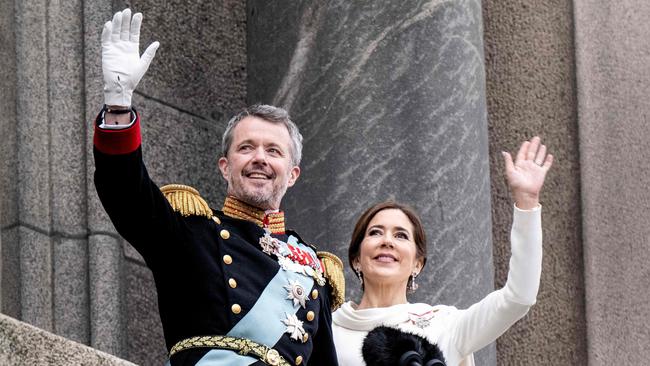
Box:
135 95 227 213
113 0 247 121
483 0 588 364
54 238 90 344
124 260 167 366
49 0 87 235
18 226 53 332
89 234 125 357
0 313 136 366
248 1 495 363
15 0 50 231
575 1 650 363
1 227 20 318
0 0 17 230
0 0 17 318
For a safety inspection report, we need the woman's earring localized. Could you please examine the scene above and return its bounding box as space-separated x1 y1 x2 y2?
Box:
354 266 363 285
408 271 419 293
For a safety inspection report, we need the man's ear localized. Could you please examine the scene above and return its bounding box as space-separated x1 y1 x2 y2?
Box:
218 157 229 179
287 166 301 187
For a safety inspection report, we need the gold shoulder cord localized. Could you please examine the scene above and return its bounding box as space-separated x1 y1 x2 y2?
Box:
160 184 213 219
317 251 345 311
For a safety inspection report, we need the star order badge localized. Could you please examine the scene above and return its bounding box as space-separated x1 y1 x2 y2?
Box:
284 280 308 308
282 313 307 342
259 230 280 256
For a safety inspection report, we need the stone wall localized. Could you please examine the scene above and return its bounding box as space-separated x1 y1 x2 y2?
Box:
483 0 587 364
0 313 135 366
574 1 650 364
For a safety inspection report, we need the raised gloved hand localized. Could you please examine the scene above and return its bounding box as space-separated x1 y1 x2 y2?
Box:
101 8 159 106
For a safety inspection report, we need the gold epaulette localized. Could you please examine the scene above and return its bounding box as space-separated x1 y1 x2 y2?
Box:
160 184 213 219
317 251 345 311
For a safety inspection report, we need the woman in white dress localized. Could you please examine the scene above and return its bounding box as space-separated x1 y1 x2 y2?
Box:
332 137 553 366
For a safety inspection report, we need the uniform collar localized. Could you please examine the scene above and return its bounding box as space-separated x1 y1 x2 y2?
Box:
222 196 286 234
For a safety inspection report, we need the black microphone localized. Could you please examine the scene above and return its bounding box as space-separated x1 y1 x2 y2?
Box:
362 326 446 366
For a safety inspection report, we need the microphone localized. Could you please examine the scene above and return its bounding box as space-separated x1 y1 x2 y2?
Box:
362 326 446 366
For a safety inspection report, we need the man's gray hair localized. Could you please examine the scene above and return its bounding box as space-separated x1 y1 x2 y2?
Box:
221 104 303 167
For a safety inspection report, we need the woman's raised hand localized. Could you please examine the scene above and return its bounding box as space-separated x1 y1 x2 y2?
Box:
502 136 553 210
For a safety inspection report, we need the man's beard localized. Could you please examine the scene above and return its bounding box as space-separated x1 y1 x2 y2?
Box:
229 176 288 210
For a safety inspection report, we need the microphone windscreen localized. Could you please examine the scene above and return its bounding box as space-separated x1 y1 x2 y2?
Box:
362 325 447 366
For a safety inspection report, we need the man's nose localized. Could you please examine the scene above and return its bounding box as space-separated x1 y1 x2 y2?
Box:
251 147 268 164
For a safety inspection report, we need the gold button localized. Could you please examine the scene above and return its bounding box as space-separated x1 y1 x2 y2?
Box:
306 311 315 322
223 255 233 264
228 278 237 288
302 333 309 343
212 216 221 224
295 355 303 365
231 304 241 314
311 289 318 299
220 229 230 239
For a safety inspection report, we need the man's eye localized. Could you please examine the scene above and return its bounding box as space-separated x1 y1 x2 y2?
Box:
239 145 253 151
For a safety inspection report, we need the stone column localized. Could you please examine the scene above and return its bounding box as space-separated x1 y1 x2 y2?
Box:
14 0 54 333
0 0 91 344
482 0 587 364
0 0 18 317
574 1 650 364
248 1 496 364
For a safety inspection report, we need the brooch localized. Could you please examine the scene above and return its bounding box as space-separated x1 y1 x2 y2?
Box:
407 309 437 329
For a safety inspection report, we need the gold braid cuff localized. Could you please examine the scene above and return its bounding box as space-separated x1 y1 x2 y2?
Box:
169 335 290 366
317 251 345 311
160 184 213 219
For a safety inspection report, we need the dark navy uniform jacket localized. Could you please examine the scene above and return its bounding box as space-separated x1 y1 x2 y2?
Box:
93 112 339 366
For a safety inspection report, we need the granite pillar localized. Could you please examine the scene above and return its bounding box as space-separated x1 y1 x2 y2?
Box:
15 0 53 332
0 0 18 317
48 0 90 344
248 1 495 364
574 1 650 364
482 0 587 364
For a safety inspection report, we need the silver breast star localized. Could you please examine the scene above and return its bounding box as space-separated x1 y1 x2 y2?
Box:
284 280 308 308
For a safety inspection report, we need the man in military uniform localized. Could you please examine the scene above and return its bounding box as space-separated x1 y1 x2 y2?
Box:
93 9 343 366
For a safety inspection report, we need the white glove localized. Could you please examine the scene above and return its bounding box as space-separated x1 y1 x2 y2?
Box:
101 9 159 106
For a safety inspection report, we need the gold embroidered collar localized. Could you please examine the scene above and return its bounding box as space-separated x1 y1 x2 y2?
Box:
222 196 286 234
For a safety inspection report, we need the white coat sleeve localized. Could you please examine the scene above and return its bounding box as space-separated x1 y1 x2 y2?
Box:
448 205 543 357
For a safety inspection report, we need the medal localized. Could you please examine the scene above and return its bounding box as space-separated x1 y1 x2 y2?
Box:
259 229 281 256
407 309 436 329
284 280 308 308
282 313 307 342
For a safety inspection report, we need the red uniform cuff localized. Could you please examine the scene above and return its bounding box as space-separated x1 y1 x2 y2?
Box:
93 112 142 155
